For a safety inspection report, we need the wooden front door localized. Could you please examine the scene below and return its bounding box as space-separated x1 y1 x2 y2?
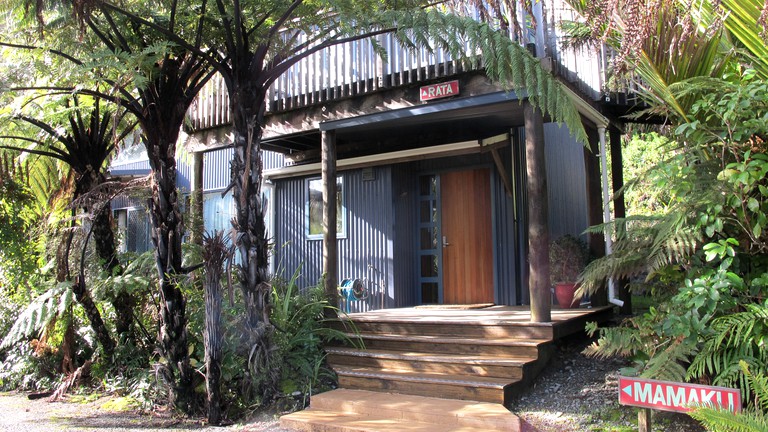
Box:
440 168 494 304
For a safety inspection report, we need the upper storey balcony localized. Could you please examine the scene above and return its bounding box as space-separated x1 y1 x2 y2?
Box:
186 1 639 138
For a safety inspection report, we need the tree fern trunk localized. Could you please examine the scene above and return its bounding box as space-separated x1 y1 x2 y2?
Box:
146 135 194 413
229 80 277 400
202 233 227 425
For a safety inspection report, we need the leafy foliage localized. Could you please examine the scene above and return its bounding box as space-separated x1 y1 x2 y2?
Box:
269 270 357 409
689 362 768 432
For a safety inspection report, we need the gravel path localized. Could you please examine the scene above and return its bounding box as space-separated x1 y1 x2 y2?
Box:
0 392 294 432
510 335 706 431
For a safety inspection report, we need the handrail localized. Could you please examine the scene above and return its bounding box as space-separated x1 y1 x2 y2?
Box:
187 1 636 131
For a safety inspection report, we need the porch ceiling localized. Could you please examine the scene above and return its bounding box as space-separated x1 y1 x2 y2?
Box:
263 91 526 155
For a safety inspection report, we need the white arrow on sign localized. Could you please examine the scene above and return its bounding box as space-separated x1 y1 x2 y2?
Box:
623 385 632 397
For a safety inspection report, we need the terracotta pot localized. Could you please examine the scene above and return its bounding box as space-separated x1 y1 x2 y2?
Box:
555 282 579 308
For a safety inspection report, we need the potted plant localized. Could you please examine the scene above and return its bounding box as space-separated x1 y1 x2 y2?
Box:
549 235 589 308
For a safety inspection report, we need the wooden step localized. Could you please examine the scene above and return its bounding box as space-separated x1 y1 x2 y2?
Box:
326 347 533 379
338 333 548 357
334 366 512 404
332 320 554 339
280 389 521 431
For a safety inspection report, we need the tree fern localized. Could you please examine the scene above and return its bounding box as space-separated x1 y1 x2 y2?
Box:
1 280 73 349
640 337 695 382
689 362 768 432
688 304 768 402
578 212 700 295
377 8 588 143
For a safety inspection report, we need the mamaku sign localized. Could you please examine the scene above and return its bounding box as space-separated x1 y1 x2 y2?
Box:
419 80 459 101
618 376 741 413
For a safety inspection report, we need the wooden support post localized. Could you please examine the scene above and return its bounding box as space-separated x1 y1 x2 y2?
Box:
638 408 652 432
322 130 339 311
584 126 607 306
524 103 551 323
610 125 632 314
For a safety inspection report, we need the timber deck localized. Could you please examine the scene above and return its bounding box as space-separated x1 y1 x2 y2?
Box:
280 305 613 432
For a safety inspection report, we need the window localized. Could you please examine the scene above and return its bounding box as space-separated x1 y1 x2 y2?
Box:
203 191 235 235
307 177 345 239
115 208 152 253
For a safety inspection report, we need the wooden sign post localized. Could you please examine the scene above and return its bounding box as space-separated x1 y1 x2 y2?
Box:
618 376 741 432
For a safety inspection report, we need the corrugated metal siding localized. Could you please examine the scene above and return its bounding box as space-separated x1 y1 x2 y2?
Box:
512 129 530 305
273 167 395 312
263 150 286 171
203 148 285 191
203 148 232 191
109 159 150 176
492 147 521 305
274 176 323 285
544 123 589 239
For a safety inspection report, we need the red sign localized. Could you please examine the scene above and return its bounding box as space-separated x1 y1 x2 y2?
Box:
419 80 459 101
619 376 741 413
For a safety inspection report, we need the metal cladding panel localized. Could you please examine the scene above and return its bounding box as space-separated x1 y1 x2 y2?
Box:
544 123 589 239
492 147 521 306
272 167 395 312
175 154 192 191
203 148 233 191
262 150 287 171
336 167 394 312
273 176 323 287
203 148 285 192
109 159 151 177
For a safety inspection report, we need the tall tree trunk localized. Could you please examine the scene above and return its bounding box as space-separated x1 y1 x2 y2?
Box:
92 199 134 339
202 232 227 425
146 137 194 413
524 103 551 323
229 83 276 400
59 217 116 356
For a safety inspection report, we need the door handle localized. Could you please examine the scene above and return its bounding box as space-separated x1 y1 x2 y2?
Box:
442 236 450 248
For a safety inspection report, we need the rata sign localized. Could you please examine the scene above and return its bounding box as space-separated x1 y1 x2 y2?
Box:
419 80 459 101
619 376 741 413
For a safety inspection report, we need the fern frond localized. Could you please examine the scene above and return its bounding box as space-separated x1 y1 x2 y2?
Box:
578 212 701 295
688 407 768 432
1 280 73 349
688 304 768 403
640 338 693 382
689 363 768 432
376 8 587 144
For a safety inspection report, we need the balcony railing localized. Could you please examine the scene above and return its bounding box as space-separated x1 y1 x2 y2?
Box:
187 1 620 131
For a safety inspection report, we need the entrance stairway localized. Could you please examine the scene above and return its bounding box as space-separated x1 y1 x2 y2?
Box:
280 306 612 431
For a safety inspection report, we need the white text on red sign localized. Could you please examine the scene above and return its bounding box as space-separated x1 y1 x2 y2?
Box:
420 80 459 101
618 376 741 413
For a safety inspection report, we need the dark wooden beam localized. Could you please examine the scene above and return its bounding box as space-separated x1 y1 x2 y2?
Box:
610 125 632 314
584 126 607 306
322 130 339 311
524 103 551 323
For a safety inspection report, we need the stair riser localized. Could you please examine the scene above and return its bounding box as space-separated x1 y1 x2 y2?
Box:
350 338 541 357
333 322 553 339
328 354 524 379
338 375 506 404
